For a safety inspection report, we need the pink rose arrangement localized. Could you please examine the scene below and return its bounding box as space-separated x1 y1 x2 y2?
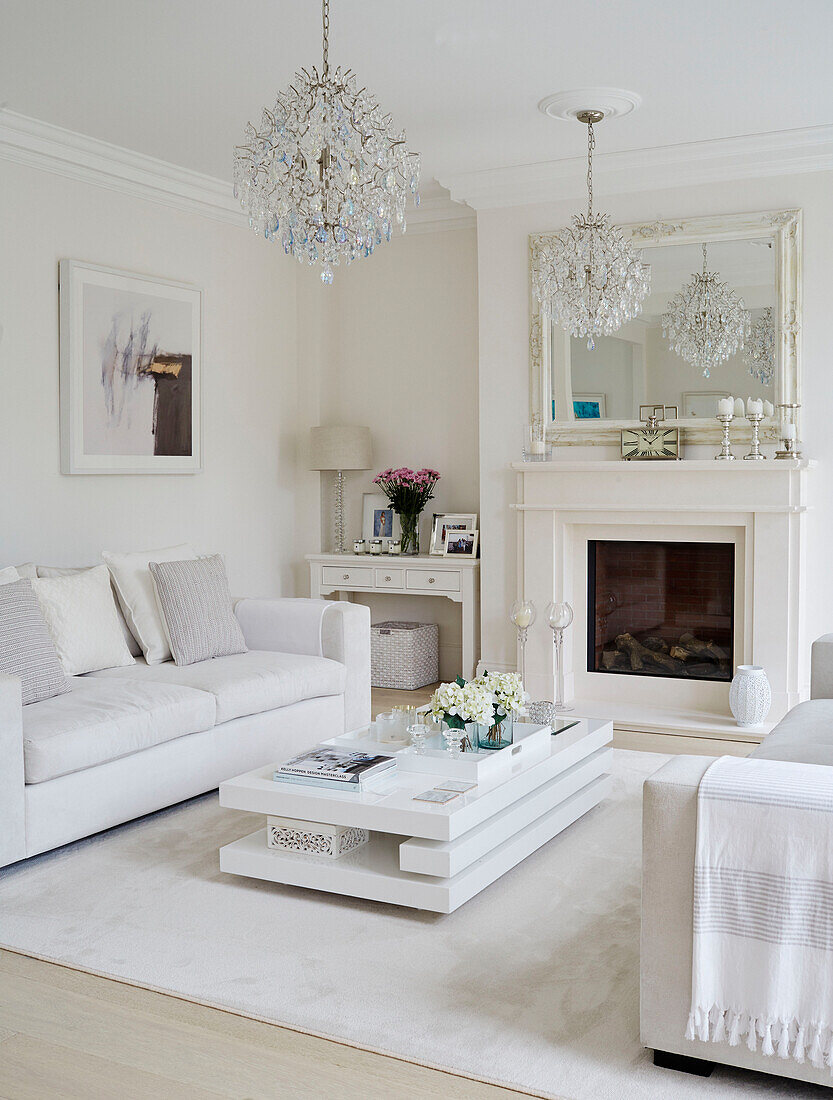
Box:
373 467 440 554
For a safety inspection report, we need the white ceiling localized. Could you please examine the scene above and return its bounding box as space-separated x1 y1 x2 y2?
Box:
1 0 832 188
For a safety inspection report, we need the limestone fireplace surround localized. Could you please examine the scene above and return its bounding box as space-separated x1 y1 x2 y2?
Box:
513 459 814 741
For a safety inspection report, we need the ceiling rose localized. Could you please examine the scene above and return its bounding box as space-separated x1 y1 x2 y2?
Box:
537 87 642 122
233 0 420 284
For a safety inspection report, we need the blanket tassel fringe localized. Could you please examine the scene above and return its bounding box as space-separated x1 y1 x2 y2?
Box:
686 1006 833 1075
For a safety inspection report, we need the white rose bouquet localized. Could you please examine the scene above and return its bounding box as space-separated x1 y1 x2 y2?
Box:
474 671 529 746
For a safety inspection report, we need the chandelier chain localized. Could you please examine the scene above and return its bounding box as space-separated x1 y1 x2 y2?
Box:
586 121 595 220
322 0 329 79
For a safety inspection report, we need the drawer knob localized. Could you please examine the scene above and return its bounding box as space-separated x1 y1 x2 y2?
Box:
342 573 350 580
384 575 391 582
428 576 435 584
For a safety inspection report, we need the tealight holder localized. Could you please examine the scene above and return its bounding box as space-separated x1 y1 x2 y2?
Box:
744 413 766 461
714 413 735 460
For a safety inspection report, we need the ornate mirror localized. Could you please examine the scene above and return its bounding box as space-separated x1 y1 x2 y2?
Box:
529 210 801 444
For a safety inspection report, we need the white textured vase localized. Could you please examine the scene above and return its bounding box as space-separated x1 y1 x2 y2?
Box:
729 665 772 727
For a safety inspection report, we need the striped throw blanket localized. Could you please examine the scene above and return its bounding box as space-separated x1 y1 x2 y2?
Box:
688 755 833 1073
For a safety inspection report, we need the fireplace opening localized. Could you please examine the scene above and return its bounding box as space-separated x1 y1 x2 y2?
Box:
587 540 734 682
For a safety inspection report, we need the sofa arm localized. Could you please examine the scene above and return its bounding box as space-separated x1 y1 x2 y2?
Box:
641 756 713 1056
0 673 26 867
811 634 833 698
235 598 371 734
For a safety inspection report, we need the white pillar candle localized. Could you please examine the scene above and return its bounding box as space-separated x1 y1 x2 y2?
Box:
514 608 533 628
783 422 797 441
763 399 774 418
529 440 546 455
717 397 734 416
733 397 746 418
747 398 764 417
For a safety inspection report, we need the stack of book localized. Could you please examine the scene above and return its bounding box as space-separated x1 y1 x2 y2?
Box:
273 745 397 790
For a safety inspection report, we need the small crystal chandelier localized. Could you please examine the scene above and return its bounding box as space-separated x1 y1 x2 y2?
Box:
233 0 420 284
743 306 775 385
662 243 750 378
532 110 651 349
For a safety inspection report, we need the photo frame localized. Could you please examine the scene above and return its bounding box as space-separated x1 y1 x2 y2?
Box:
443 529 479 558
572 393 606 420
362 493 401 540
59 260 202 474
430 512 478 555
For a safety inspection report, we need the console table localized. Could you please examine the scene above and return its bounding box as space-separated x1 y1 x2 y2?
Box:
307 553 480 680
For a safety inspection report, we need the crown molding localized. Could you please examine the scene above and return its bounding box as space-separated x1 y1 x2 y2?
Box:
0 109 472 233
438 125 833 211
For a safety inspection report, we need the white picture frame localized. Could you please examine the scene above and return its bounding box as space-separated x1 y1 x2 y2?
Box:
59 260 203 474
362 493 401 540
572 393 607 420
443 528 479 558
430 513 478 555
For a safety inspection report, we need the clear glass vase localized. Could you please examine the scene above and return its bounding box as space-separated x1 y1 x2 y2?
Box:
478 716 514 751
398 510 421 555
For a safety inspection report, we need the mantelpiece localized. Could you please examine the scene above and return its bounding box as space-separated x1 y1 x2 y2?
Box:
512 459 814 739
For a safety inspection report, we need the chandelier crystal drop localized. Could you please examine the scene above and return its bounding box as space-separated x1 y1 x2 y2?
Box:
662 243 750 379
233 0 419 284
532 112 651 349
743 306 775 385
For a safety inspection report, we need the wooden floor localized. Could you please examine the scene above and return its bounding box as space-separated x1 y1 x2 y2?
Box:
0 688 752 1099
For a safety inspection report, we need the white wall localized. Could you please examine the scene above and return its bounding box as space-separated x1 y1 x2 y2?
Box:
297 227 480 677
0 159 299 597
478 171 833 679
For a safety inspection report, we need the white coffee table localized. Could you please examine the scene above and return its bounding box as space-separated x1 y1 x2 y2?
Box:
219 717 613 913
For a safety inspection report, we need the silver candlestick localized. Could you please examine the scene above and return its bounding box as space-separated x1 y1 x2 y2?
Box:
715 413 735 460
744 413 766 461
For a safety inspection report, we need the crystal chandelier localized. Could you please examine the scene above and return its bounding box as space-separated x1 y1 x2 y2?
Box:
662 243 750 378
233 0 419 284
743 306 775 385
532 111 651 349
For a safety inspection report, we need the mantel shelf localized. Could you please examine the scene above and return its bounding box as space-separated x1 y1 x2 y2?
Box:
511 459 815 474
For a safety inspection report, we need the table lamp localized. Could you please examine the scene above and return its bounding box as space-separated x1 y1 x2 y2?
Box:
309 426 373 553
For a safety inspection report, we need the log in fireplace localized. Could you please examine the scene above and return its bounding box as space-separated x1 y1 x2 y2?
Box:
587 540 734 682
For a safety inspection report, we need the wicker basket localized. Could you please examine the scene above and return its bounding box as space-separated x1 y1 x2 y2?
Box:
371 621 439 690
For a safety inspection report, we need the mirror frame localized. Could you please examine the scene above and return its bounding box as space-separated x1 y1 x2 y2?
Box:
529 209 802 445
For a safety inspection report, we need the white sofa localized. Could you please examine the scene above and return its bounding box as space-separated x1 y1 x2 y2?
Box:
0 597 370 868
641 634 833 1088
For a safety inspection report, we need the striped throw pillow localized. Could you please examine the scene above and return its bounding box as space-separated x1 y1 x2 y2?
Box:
0 580 71 704
149 555 247 667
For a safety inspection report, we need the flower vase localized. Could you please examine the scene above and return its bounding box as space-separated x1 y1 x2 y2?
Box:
398 510 421 555
462 723 482 754
478 715 514 751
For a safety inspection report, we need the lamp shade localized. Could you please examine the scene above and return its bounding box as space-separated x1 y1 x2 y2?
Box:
309 426 372 471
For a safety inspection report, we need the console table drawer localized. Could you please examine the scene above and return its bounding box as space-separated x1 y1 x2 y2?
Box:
405 569 460 593
375 568 404 589
322 566 373 587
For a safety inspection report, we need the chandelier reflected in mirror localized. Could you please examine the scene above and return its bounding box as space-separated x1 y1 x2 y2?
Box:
233 0 419 284
662 243 750 378
743 306 775 385
532 111 651 349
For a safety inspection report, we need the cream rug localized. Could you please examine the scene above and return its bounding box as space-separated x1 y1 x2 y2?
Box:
0 750 823 1099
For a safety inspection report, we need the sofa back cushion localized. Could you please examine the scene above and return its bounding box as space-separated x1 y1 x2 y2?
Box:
31 565 136 676
149 554 247 667
0 579 70 704
102 544 197 664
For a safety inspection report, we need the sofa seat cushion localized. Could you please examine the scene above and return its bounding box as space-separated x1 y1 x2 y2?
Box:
750 699 833 766
88 650 347 724
23 677 216 784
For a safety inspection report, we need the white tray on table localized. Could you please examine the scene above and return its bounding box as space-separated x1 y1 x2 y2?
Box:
325 722 551 782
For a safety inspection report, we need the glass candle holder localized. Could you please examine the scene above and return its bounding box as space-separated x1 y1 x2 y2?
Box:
510 599 536 684
545 600 574 712
408 723 430 754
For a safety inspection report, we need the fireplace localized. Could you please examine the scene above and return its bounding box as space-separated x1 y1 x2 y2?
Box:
587 540 734 682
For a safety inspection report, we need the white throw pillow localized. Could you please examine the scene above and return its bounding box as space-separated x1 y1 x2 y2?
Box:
102 543 198 664
15 562 38 580
31 565 135 676
0 566 20 585
37 564 141 657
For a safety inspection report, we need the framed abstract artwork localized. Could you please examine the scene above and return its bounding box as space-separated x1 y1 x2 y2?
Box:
572 393 606 420
59 261 202 474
